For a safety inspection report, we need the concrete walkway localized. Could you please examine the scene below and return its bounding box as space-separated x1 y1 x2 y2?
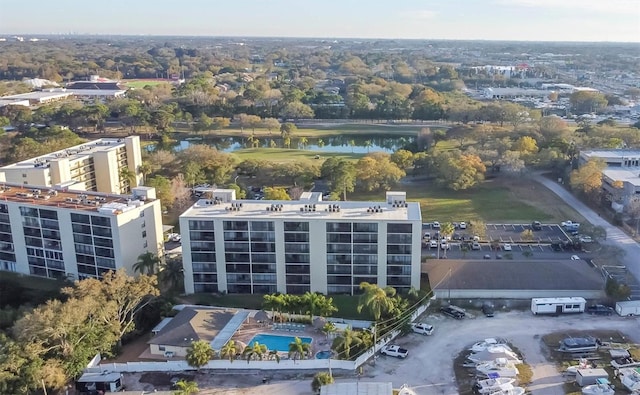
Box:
533 174 640 288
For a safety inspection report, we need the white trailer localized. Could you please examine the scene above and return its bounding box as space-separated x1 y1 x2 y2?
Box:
615 300 640 316
531 297 586 315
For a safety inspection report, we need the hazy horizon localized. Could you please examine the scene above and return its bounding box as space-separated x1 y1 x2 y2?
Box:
1 0 638 43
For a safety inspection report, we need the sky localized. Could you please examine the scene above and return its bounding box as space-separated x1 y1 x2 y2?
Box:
0 0 639 42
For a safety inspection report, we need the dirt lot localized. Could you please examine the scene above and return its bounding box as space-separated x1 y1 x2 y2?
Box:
121 311 640 395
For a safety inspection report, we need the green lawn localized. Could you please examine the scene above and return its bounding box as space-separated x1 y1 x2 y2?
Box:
348 181 552 223
231 148 365 162
123 80 172 89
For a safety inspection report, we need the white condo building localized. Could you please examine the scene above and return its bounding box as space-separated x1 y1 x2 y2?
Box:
0 183 163 280
179 189 422 295
0 136 142 194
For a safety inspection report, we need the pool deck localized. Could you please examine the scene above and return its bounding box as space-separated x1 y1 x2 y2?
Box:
132 314 331 362
232 317 331 358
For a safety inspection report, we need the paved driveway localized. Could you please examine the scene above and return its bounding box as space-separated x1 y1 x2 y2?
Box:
533 174 640 297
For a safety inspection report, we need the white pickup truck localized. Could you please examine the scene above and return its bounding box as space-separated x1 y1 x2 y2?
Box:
561 220 580 229
380 345 409 358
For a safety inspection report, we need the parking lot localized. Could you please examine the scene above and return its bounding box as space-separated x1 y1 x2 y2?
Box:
422 222 578 260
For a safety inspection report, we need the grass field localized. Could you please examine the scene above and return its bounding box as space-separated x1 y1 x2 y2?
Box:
231 148 365 162
348 176 583 223
123 80 172 89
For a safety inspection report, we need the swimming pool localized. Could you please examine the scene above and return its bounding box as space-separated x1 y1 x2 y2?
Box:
315 350 332 359
247 333 312 352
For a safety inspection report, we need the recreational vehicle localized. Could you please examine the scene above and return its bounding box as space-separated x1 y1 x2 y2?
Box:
530 297 586 315
75 372 124 394
615 300 640 316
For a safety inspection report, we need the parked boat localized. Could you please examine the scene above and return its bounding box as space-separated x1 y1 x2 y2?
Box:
558 337 599 353
468 345 522 364
612 357 640 369
470 338 511 353
476 358 520 378
581 378 614 395
618 367 640 392
485 385 525 395
474 375 516 394
565 359 594 376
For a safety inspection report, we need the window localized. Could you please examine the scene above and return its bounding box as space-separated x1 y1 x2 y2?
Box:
142 230 147 238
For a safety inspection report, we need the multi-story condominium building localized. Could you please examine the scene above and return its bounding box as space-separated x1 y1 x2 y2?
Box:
579 149 640 209
0 183 163 280
0 136 142 194
179 189 422 295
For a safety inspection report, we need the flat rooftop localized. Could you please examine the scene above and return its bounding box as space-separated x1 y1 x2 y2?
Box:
581 150 640 159
603 168 640 187
181 197 421 222
0 90 73 100
426 260 604 291
0 183 152 214
1 138 129 170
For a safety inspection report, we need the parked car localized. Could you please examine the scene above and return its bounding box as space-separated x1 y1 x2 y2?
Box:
531 221 542 230
423 232 430 240
483 254 491 259
411 322 434 335
429 240 438 248
167 233 181 242
586 304 614 316
440 306 465 319
482 303 495 317
570 255 581 260
440 242 450 250
502 243 512 251
579 235 593 243
380 345 409 358
432 221 441 229
471 242 481 250
459 221 467 229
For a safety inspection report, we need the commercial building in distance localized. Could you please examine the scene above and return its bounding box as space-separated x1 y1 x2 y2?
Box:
0 183 163 280
579 149 640 210
179 189 422 295
0 136 142 194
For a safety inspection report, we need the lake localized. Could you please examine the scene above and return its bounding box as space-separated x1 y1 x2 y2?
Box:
147 134 415 154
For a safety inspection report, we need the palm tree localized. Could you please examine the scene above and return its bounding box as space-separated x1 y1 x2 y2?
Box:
299 136 309 149
288 336 311 361
268 349 281 363
133 252 161 275
173 379 199 395
332 328 362 360
137 162 154 184
158 256 184 293
283 136 291 149
321 322 337 340
220 340 238 363
119 166 136 192
242 341 267 363
357 282 396 321
364 139 372 153
317 138 325 148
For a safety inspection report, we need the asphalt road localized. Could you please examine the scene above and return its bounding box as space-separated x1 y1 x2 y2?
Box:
533 174 640 292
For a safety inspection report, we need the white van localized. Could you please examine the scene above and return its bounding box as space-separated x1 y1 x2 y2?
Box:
411 323 434 336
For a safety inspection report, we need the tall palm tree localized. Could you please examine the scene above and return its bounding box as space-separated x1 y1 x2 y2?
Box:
173 379 199 395
137 162 154 184
332 329 362 360
321 322 337 340
133 252 161 275
299 136 309 149
288 336 311 361
242 341 267 363
119 166 136 191
220 340 238 363
357 282 396 321
158 256 184 293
